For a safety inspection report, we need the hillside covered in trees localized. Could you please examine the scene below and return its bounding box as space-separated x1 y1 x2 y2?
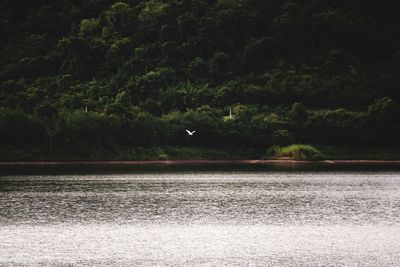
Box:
1 0 400 160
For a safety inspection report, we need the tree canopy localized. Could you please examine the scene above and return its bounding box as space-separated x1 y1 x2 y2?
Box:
1 0 400 158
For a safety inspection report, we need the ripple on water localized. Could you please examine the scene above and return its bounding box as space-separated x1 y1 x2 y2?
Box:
0 172 400 265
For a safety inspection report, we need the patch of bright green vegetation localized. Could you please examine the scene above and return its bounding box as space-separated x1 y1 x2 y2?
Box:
269 144 325 160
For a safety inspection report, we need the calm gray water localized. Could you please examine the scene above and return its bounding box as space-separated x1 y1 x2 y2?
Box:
1 172 400 266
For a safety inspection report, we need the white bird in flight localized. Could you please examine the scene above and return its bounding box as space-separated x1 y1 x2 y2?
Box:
186 129 196 136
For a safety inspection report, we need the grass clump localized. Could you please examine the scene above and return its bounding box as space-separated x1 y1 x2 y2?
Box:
268 144 325 160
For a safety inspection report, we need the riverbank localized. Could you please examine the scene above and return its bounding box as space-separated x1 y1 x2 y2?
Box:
2 159 400 175
2 145 400 162
3 159 400 166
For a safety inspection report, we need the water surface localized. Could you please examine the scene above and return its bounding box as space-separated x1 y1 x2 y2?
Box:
1 172 400 266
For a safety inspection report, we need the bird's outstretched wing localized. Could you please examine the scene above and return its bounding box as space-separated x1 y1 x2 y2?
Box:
186 129 191 134
191 131 196 134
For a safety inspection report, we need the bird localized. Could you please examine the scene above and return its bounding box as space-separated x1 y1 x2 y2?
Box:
186 129 196 136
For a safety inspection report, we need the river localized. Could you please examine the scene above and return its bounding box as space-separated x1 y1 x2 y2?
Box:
1 171 399 266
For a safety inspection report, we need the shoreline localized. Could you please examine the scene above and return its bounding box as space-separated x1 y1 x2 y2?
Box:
2 159 400 166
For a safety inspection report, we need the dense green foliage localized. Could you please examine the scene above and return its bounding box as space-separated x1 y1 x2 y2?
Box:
269 144 324 160
1 0 400 159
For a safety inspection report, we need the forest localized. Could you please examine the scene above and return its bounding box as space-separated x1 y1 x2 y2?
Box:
0 0 400 160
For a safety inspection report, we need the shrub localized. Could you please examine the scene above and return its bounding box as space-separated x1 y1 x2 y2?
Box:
269 144 324 160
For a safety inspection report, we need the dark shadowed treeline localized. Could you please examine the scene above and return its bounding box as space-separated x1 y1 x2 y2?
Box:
0 0 400 158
